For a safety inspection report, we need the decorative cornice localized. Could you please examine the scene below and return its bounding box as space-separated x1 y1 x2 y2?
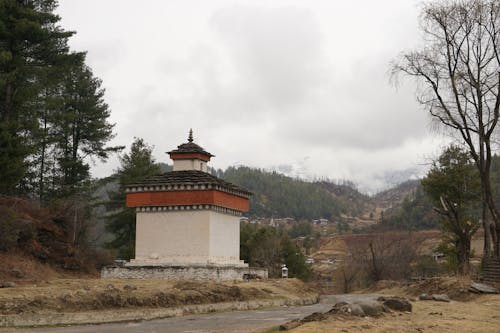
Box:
125 183 250 199
135 204 243 216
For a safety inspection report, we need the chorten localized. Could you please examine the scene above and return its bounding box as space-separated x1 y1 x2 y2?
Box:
123 130 251 268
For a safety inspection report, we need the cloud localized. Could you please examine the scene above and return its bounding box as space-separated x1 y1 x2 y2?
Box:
56 0 442 193
210 5 326 109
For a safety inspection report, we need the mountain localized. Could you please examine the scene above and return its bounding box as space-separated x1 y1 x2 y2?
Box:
218 166 358 220
374 180 440 230
314 180 373 217
95 165 431 232
372 179 421 210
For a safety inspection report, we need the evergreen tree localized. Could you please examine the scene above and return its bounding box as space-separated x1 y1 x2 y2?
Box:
381 187 439 231
48 60 121 199
421 146 482 274
240 222 311 279
105 138 161 259
0 1 120 199
0 0 73 194
281 235 312 280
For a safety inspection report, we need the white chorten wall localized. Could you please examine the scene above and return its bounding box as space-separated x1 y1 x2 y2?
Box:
208 212 240 263
130 210 245 267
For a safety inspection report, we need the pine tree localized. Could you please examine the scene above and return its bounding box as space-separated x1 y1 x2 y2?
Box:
48 60 121 199
105 138 161 259
0 0 73 194
421 145 482 274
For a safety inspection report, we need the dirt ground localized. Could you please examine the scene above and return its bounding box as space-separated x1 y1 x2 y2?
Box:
288 294 500 333
285 277 500 333
0 278 318 327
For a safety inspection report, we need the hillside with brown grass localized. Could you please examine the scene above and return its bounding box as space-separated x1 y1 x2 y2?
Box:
0 197 103 285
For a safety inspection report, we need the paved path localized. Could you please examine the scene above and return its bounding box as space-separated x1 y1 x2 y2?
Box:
2 294 387 333
2 303 332 333
319 294 385 305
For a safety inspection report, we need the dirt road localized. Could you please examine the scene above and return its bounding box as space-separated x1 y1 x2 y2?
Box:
0 303 331 333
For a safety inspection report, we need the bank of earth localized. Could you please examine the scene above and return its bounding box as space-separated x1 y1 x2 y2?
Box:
0 278 317 327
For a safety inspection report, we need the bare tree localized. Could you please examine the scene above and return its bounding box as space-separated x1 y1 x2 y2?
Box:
392 0 500 258
337 232 420 291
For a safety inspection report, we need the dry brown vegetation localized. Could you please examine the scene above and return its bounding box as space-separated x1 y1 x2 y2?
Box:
0 278 317 327
0 278 315 314
0 197 109 283
280 277 500 333
288 295 500 333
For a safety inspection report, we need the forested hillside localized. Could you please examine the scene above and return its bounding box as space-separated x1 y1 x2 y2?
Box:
379 184 440 230
314 180 373 217
373 180 421 209
216 166 369 219
377 155 500 231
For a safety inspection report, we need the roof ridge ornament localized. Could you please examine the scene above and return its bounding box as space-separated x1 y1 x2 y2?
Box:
188 128 193 143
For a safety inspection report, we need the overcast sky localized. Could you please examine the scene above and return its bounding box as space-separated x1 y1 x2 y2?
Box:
56 0 448 193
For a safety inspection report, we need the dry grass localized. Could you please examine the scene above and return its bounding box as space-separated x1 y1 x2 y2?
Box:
291 277 500 333
289 294 500 333
0 278 315 315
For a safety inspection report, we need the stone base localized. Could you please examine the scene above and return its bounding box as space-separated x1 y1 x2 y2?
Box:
128 257 247 267
101 264 268 281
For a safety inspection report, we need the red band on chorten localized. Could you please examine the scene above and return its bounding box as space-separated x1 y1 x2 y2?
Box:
169 153 211 161
126 190 249 212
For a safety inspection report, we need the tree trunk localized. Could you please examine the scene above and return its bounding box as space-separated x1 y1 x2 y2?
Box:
482 202 492 258
2 82 13 124
369 241 381 281
484 177 500 258
457 236 471 276
38 110 47 202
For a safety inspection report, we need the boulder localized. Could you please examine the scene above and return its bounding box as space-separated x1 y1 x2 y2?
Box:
2 281 16 288
123 284 137 291
329 302 352 315
11 269 24 278
355 300 384 316
432 294 450 302
469 282 499 294
301 312 327 322
419 293 433 300
350 303 366 316
279 319 301 331
379 297 412 312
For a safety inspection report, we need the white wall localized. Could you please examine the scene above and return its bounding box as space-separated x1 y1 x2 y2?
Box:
135 211 210 262
173 159 207 172
209 212 240 261
134 210 242 266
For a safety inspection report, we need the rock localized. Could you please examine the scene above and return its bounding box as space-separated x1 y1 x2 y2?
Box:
279 319 301 331
11 269 24 278
380 297 412 312
301 312 327 322
469 282 499 294
123 284 137 291
350 303 365 316
355 300 384 317
77 289 89 296
2 281 16 288
419 293 433 300
432 294 450 302
329 302 352 315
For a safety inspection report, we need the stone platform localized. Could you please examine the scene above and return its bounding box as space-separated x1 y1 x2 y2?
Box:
101 263 268 281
